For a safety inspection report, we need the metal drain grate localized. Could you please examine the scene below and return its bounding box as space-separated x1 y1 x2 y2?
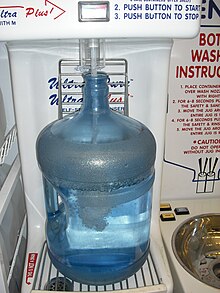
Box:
197 253 220 289
44 277 73 291
32 242 165 292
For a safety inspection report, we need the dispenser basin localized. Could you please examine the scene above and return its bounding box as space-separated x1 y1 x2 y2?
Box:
172 213 220 289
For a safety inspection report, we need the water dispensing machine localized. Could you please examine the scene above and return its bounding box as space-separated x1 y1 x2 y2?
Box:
0 0 202 292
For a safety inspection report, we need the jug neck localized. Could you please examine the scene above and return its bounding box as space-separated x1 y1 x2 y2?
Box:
82 72 110 113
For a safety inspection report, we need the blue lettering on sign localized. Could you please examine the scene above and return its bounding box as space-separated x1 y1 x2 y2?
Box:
48 77 128 91
145 4 172 11
0 9 17 25
145 12 172 19
48 77 132 106
201 0 220 26
185 5 200 11
124 12 142 19
0 5 24 25
48 77 83 90
49 94 83 106
124 4 143 10
0 10 17 18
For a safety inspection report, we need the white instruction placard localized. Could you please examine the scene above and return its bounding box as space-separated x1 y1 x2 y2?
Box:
162 0 220 199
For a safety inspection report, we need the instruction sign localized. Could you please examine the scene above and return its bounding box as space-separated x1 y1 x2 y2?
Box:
162 0 220 199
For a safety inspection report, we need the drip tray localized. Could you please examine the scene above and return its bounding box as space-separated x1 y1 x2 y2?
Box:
32 242 165 292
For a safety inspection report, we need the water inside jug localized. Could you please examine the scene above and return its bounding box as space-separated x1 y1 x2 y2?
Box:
36 71 156 285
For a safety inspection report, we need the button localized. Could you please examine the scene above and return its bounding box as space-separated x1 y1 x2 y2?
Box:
174 207 190 215
160 203 172 211
160 213 176 221
79 1 110 22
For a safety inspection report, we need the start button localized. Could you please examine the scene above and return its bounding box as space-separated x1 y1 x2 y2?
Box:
79 1 110 22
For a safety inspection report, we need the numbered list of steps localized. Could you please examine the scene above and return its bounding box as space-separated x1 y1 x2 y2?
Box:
113 1 200 21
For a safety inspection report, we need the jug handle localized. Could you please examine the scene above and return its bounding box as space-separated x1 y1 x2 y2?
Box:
43 177 60 216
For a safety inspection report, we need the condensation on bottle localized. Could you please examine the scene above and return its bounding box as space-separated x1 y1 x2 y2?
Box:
36 72 156 285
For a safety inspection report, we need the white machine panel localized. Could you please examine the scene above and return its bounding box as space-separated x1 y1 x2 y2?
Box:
0 0 202 40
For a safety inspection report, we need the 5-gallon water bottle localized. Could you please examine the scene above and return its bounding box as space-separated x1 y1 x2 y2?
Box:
36 72 156 285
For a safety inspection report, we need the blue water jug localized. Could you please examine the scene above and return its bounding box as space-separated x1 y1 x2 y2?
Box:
36 72 156 285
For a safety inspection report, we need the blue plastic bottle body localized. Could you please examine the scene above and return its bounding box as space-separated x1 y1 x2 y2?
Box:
36 73 156 285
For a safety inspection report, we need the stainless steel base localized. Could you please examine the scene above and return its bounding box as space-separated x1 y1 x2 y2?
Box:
172 213 220 289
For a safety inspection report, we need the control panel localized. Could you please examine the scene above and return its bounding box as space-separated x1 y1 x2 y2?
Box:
0 0 202 40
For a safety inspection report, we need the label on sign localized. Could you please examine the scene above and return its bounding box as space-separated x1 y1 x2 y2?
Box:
25 252 38 285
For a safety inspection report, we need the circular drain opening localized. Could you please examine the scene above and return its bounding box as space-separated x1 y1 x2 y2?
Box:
44 277 72 291
213 263 220 279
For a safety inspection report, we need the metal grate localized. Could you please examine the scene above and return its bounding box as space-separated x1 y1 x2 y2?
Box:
58 59 129 119
0 126 17 165
32 242 162 292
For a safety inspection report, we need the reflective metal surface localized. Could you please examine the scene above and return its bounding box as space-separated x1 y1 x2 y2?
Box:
172 214 220 289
